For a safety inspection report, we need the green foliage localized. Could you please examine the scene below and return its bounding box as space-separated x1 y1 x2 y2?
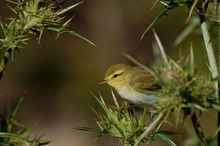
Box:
141 0 216 40
0 93 50 146
77 1 220 141
81 32 219 145
150 32 217 145
0 0 95 145
75 91 176 146
0 0 95 80
153 46 216 113
0 0 218 146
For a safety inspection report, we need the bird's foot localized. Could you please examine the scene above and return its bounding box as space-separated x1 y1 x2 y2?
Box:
120 103 134 110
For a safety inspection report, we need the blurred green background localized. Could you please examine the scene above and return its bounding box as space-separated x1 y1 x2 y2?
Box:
0 0 217 146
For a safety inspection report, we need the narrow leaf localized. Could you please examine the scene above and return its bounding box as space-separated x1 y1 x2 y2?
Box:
140 7 170 40
152 29 168 66
59 29 96 47
57 1 84 15
156 133 176 146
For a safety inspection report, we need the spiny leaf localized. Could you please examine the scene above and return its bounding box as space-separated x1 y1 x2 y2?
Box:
186 0 199 24
56 1 84 16
58 29 96 47
140 6 172 40
152 29 168 66
74 126 101 133
111 89 120 108
189 44 194 75
172 17 199 47
155 133 177 146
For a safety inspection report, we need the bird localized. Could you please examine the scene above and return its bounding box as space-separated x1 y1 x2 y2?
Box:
99 63 161 108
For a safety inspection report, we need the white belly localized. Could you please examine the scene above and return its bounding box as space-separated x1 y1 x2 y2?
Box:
117 86 158 107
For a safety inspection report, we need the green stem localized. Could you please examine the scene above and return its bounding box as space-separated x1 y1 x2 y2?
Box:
0 132 31 145
8 93 25 133
0 132 50 146
197 2 218 145
198 9 218 98
134 112 163 146
0 48 13 80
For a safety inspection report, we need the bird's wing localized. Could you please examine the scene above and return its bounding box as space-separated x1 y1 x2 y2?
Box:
131 67 162 92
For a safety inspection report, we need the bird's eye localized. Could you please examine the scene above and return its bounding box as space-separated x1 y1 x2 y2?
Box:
113 74 119 78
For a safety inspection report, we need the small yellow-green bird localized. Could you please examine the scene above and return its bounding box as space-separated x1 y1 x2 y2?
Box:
99 63 161 108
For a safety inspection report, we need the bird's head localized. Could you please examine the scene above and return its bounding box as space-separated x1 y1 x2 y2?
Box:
99 64 133 90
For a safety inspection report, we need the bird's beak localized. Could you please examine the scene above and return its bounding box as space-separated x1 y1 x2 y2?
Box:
98 79 108 85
